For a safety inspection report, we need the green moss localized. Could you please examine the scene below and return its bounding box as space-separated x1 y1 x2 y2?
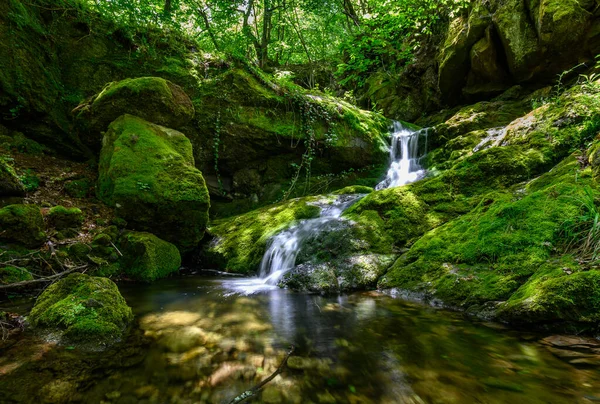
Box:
0 266 33 284
0 204 46 247
47 206 84 230
98 115 210 252
78 77 195 149
28 273 133 344
333 185 374 195
119 231 181 282
205 198 322 273
64 179 93 198
0 156 25 196
379 152 596 321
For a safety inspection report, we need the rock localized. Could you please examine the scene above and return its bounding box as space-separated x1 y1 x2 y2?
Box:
0 204 46 247
157 326 205 353
46 206 84 230
438 3 492 102
98 115 210 252
0 158 25 197
529 0 592 57
464 26 510 98
119 231 181 282
492 0 541 81
40 380 79 404
28 273 133 345
0 266 33 284
76 77 195 149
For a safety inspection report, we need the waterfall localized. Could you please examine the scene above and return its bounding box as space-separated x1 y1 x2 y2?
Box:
259 194 363 286
227 121 428 294
376 121 427 190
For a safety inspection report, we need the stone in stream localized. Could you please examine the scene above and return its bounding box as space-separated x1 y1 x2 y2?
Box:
28 273 133 346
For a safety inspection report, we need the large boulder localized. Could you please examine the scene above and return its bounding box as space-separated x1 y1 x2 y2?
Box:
437 3 492 102
492 0 541 81
0 204 46 247
76 77 195 149
98 115 210 252
119 231 181 282
28 273 133 345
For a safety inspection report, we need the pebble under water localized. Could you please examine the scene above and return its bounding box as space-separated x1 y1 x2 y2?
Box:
1 276 599 403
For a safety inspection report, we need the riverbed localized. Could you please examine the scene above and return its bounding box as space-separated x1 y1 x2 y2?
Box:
1 275 599 403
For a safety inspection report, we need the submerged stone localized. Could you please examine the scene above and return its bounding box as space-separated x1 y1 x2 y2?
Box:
28 273 133 345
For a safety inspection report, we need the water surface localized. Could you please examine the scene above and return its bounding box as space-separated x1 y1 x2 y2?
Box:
1 276 599 403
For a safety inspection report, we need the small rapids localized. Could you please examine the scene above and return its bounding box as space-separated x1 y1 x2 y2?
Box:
227 121 428 294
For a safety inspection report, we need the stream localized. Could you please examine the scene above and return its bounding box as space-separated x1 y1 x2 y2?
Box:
1 276 599 403
1 124 599 403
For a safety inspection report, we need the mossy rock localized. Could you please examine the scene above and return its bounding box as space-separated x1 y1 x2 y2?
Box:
76 77 195 149
47 206 84 230
378 151 600 324
0 204 46 247
64 178 93 198
98 115 210 253
204 197 322 273
0 266 33 284
0 158 25 197
333 185 374 195
119 231 181 282
28 273 133 345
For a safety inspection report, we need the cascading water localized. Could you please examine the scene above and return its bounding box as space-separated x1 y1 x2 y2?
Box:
376 121 428 190
227 122 428 294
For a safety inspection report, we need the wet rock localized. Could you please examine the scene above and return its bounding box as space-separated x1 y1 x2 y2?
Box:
140 311 202 330
40 380 79 404
157 326 205 353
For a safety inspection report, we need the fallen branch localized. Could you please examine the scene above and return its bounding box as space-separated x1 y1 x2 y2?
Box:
228 345 295 404
0 265 86 290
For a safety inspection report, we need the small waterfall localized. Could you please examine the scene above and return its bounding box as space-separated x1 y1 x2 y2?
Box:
376 121 427 190
227 121 429 294
259 195 362 286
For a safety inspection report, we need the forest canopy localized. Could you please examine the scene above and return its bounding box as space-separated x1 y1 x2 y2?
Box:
53 0 469 87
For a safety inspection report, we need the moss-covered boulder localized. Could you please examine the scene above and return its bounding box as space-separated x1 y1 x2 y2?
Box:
46 206 84 230
98 115 210 252
378 150 600 325
28 273 133 345
76 77 195 149
0 158 25 197
0 266 33 284
0 204 46 247
119 231 181 282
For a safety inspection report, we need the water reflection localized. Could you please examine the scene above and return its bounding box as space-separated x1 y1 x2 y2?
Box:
0 276 598 403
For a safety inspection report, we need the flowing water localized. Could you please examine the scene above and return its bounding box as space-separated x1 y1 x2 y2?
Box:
239 122 429 290
1 276 599 403
376 122 428 190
